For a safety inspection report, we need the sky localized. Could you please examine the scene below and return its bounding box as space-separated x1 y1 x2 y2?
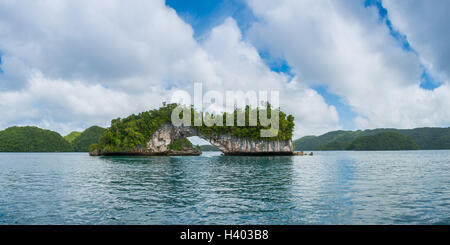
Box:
0 0 450 140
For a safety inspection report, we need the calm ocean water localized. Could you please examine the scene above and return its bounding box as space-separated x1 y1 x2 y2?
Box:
0 151 449 224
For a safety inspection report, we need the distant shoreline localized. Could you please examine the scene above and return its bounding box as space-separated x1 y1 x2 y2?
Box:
294 127 450 151
1 125 449 153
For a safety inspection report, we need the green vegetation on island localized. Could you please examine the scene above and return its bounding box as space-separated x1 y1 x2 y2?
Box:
92 104 177 154
294 127 450 151
64 131 82 143
190 104 295 141
168 138 196 151
346 132 419 151
92 103 295 154
0 126 72 152
71 126 105 152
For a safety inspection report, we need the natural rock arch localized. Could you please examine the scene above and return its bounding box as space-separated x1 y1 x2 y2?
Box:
147 123 294 155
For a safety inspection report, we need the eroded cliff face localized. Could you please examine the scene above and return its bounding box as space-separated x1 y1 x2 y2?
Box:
147 123 199 155
92 123 294 156
206 134 293 155
148 123 293 155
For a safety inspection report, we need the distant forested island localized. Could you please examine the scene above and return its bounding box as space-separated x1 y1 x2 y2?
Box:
0 125 449 152
69 126 105 152
0 126 104 152
294 127 450 151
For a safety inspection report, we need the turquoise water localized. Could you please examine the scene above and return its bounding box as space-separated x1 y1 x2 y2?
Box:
0 151 449 224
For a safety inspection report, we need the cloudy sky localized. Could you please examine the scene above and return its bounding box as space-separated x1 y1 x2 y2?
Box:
0 0 449 139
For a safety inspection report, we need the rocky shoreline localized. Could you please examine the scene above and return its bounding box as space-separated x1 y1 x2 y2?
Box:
90 148 201 156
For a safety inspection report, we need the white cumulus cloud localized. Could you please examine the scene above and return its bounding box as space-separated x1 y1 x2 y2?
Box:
246 0 450 129
0 0 339 137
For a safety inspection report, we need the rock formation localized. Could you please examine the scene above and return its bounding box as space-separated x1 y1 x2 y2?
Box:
205 133 293 155
150 123 294 155
91 123 294 156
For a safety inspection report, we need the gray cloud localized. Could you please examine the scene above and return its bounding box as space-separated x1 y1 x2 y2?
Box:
0 0 340 136
2 0 447 137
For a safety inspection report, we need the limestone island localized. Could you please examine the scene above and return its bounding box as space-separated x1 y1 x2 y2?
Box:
89 103 296 156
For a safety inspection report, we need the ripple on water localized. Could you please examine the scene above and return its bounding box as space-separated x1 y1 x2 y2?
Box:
0 151 449 224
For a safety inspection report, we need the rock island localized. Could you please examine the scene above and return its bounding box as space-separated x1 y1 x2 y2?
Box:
89 103 295 156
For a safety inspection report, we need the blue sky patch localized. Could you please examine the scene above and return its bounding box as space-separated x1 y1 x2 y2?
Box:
0 51 3 73
420 69 443 90
166 0 255 40
312 85 357 129
258 50 294 77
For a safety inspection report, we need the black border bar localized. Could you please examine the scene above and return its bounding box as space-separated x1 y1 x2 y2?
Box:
0 225 448 244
